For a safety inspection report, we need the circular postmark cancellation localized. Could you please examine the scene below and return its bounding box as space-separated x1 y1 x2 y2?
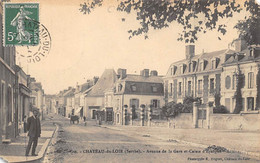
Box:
16 19 52 63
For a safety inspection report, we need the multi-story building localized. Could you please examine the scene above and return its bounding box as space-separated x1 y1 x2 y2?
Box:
0 9 17 142
84 69 117 120
16 66 31 135
74 77 98 118
164 44 234 105
164 39 259 114
28 76 45 120
221 39 260 112
111 69 164 125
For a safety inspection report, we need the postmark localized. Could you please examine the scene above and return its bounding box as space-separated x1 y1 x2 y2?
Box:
16 22 51 63
4 3 39 46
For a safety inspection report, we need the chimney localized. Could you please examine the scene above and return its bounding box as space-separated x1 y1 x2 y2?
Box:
140 69 149 77
150 70 158 76
185 45 195 60
233 38 247 52
93 76 99 84
117 68 127 79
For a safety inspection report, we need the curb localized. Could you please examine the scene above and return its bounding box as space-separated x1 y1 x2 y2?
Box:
101 125 260 160
1 124 58 163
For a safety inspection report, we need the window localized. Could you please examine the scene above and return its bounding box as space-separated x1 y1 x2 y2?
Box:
7 86 12 123
225 76 231 89
178 82 182 96
169 83 172 95
248 72 254 89
152 85 158 93
117 114 120 123
31 97 36 105
189 63 192 72
210 78 215 94
188 81 192 96
249 49 254 57
118 84 122 92
232 75 236 90
199 62 203 71
171 67 174 75
211 60 215 69
131 85 137 91
130 99 139 119
151 99 160 108
1 82 5 110
198 80 202 94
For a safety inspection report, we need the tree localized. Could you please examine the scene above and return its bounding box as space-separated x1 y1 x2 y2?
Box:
234 0 260 45
160 101 183 119
79 0 259 44
233 64 244 114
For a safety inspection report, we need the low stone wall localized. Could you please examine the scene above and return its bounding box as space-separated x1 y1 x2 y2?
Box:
210 113 260 131
150 120 169 127
169 113 193 129
147 113 193 128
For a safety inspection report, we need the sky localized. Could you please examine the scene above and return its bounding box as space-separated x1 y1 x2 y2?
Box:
11 0 251 94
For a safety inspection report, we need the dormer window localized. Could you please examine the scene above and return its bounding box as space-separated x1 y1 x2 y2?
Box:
151 85 158 92
199 62 203 71
131 84 137 91
180 66 183 74
189 63 192 72
249 49 254 57
117 84 122 92
211 60 216 69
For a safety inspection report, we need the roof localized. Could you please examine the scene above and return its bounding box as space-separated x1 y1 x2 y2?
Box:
166 49 235 76
223 47 260 66
86 69 117 97
63 88 76 97
114 74 164 95
119 74 163 83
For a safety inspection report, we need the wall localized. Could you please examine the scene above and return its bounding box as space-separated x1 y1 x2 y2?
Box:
84 96 104 120
149 113 193 128
210 113 260 131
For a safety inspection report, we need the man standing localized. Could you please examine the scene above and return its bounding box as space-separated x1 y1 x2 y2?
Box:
25 109 41 156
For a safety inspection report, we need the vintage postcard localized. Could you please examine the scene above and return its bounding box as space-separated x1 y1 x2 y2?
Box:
0 0 259 162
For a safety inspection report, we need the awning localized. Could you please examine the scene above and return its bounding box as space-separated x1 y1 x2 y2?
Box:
19 84 31 97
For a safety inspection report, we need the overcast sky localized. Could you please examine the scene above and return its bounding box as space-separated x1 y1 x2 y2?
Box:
14 0 251 94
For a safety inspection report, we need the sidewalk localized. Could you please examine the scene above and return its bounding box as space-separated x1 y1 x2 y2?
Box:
101 125 260 159
0 117 57 163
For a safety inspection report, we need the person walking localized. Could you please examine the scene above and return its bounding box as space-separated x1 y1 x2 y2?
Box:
25 109 41 156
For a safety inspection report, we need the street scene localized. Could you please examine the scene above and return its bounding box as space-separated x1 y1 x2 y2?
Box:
0 0 260 162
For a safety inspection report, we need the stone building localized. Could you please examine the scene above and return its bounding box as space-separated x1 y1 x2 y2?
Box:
164 44 234 106
84 69 117 120
0 10 16 142
221 40 260 112
106 69 164 125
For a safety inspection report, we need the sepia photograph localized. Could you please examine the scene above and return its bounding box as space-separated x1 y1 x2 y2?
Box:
0 0 260 162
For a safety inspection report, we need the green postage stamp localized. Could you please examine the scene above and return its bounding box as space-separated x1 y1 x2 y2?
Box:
4 3 39 46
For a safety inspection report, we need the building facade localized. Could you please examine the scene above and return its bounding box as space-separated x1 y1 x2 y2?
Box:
0 9 17 142
84 69 117 120
221 42 260 112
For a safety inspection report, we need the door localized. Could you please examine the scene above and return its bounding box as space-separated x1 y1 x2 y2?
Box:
198 109 206 128
247 97 254 111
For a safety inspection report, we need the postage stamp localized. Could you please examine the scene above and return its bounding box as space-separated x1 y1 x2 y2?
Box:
3 3 39 46
16 22 51 63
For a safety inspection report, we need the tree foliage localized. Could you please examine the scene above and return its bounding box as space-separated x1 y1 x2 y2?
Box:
160 96 200 119
233 64 244 114
79 0 259 44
